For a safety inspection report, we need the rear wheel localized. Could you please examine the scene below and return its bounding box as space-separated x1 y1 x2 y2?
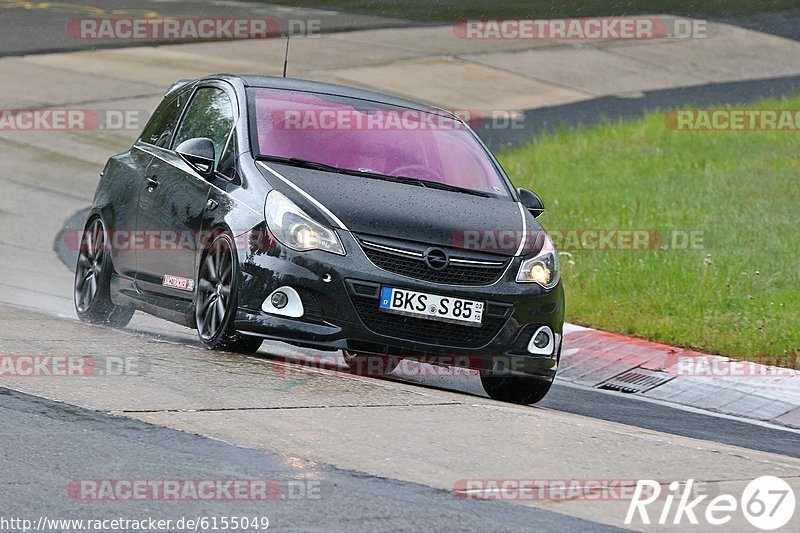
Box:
343 352 400 377
480 373 553 405
195 233 263 354
74 217 134 328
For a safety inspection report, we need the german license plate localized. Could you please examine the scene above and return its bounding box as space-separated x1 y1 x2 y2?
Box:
379 287 484 327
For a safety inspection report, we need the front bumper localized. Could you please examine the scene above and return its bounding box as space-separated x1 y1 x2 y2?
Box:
235 229 564 378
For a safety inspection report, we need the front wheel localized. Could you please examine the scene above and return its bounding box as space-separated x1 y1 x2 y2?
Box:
74 217 134 328
480 373 554 405
195 232 263 354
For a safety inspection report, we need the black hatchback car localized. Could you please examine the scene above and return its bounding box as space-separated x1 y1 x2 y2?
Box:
74 75 564 404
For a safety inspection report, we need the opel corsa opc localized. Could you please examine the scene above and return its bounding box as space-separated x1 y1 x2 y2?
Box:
74 75 564 404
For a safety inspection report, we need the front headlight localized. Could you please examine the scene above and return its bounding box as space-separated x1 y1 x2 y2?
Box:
516 233 560 289
265 190 345 255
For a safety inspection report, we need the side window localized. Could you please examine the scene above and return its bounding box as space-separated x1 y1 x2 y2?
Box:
217 133 237 181
172 87 235 167
140 93 186 148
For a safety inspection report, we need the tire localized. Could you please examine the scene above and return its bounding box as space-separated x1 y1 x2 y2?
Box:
74 217 134 328
195 232 263 354
343 352 400 377
480 373 553 405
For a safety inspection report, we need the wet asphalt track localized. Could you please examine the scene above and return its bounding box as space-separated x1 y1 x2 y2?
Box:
1 1 799 531
0 388 622 532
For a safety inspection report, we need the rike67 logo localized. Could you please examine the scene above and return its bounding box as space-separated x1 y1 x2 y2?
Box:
626 477 796 529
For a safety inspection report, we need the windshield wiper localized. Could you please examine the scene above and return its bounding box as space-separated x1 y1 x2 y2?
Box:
257 155 493 198
256 155 344 174
367 173 492 198
408 178 492 198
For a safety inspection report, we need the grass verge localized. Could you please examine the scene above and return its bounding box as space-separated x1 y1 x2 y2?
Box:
499 96 800 362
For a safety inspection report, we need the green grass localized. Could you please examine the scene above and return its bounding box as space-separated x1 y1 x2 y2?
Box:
499 97 800 361
258 1 798 21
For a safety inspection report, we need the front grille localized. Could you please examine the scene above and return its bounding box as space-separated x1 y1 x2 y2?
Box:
351 296 507 347
358 239 509 286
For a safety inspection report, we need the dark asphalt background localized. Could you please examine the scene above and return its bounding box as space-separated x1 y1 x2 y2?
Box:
2 0 799 151
480 74 800 151
538 384 800 458
0 0 410 57
0 387 621 532
3 1 800 530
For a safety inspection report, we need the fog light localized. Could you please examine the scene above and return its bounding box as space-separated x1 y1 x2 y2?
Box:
527 325 555 355
262 287 304 318
532 329 550 349
271 291 289 309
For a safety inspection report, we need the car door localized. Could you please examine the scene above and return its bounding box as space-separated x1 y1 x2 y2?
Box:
135 85 236 300
109 90 188 279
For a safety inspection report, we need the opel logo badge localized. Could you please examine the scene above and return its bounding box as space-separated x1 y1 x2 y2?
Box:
424 248 449 270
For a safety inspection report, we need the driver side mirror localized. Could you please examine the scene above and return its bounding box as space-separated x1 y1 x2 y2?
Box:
517 187 545 218
176 138 215 179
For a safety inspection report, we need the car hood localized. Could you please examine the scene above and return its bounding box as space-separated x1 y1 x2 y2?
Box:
258 163 542 256
258 162 539 257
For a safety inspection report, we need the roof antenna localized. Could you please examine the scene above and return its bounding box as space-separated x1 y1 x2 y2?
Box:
282 34 290 78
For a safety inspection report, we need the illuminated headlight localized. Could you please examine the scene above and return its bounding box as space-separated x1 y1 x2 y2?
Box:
516 233 560 289
265 190 345 255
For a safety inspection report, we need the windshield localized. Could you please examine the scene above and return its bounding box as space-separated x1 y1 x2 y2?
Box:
248 88 510 197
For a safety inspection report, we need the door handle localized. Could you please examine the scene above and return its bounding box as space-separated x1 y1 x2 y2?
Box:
206 198 219 211
146 176 159 192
